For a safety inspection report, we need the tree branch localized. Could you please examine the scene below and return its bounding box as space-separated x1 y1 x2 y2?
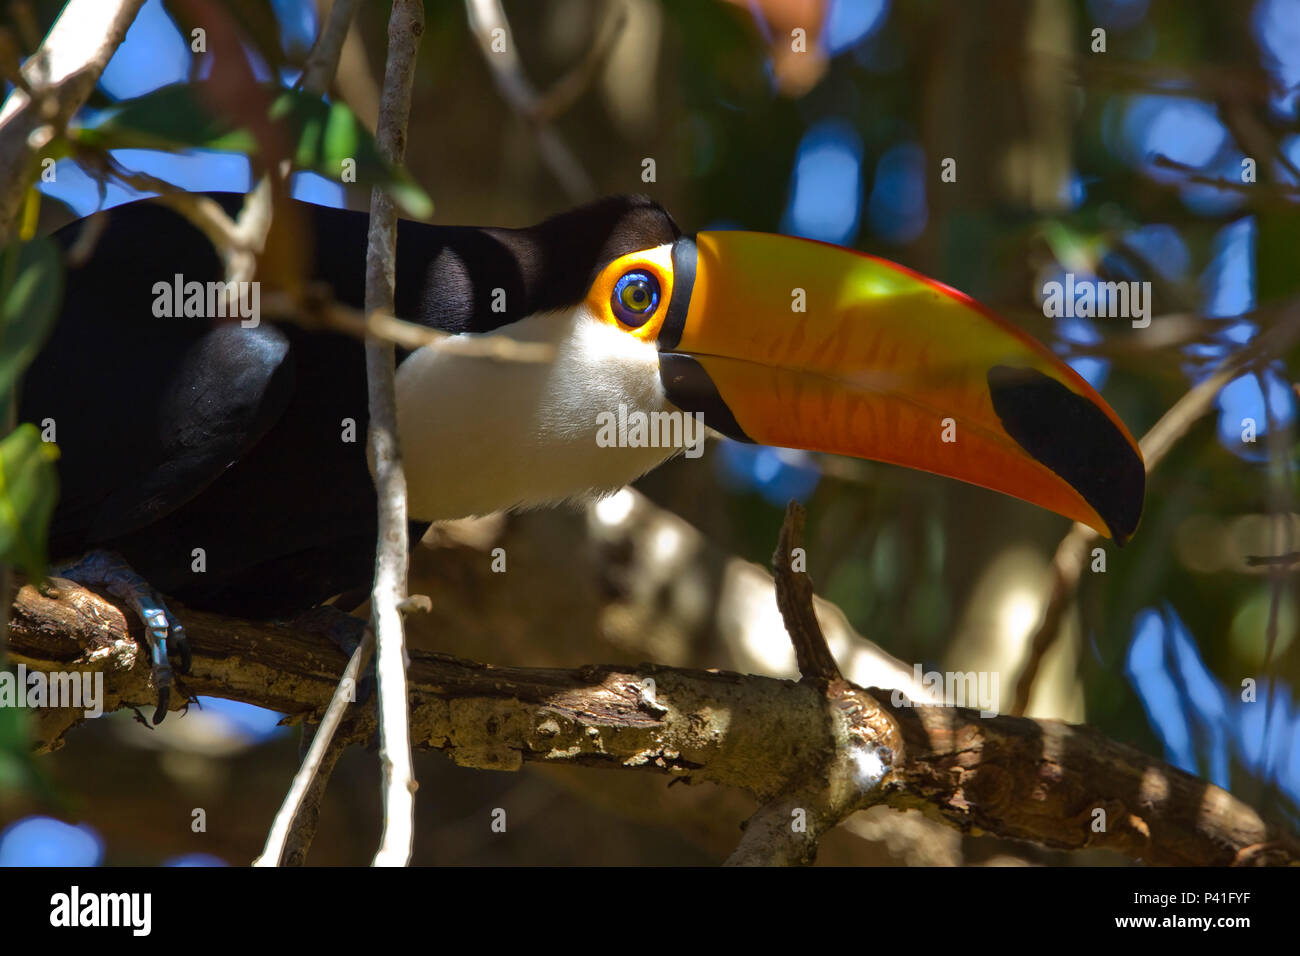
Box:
1012 301 1300 715
299 0 364 96
0 0 146 242
771 502 840 685
9 577 1296 866
464 0 619 201
363 0 424 869
252 625 373 867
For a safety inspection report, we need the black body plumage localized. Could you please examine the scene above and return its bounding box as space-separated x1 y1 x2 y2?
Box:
25 193 677 617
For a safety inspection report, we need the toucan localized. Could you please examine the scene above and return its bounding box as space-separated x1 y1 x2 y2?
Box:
24 193 1144 719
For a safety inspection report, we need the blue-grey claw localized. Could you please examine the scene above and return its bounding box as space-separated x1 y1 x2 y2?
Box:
55 551 191 725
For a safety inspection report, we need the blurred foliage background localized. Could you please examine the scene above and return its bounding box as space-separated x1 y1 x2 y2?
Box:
1 0 1299 865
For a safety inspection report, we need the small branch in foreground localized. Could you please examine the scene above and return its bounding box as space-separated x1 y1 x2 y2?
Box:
260 287 555 362
771 502 841 685
57 180 551 361
728 502 895 864
363 0 425 869
0 0 146 242
278 727 352 867
252 626 373 867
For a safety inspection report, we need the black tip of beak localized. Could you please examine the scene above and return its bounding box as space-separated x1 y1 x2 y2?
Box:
987 365 1145 544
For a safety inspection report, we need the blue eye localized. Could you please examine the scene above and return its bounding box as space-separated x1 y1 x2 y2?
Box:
611 270 660 327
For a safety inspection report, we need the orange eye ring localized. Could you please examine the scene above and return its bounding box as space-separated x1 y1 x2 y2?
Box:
586 245 675 340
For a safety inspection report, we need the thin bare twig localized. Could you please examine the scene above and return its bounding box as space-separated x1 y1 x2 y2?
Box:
1047 52 1273 102
299 0 364 95
62 162 551 361
1141 306 1300 470
0 0 147 241
1246 552 1300 567
252 628 374 866
771 502 840 685
531 2 630 124
1150 155 1300 200
1012 303 1300 715
726 504 897 865
364 0 424 868
260 288 554 361
464 0 626 201
279 725 354 866
63 210 108 267
1217 98 1300 192
1254 367 1293 810
96 162 261 271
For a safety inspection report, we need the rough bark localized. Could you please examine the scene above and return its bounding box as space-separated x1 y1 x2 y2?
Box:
8 574 1296 866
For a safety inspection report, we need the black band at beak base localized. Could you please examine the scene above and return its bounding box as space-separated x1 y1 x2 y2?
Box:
657 235 697 352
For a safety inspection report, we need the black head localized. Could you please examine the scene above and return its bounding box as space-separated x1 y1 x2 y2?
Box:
397 195 681 334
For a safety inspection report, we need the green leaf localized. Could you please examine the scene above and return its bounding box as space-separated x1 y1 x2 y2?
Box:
78 83 258 154
276 95 434 220
0 704 31 795
0 703 57 806
0 238 63 409
77 83 434 220
0 423 59 582
1256 209 1300 307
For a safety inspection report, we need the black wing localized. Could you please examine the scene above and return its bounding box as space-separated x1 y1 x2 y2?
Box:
25 197 379 617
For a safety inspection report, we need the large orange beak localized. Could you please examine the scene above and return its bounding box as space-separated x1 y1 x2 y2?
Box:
657 231 1145 542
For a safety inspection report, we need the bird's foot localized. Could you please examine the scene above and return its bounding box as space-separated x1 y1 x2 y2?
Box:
54 550 190 725
286 606 374 705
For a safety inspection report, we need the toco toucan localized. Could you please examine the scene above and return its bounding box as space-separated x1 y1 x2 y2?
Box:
24 193 1144 719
